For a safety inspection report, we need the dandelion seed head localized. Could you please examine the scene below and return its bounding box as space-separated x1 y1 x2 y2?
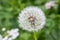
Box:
18 6 46 32
2 28 19 40
45 1 55 9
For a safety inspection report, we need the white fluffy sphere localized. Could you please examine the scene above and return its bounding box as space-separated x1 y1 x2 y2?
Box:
18 6 46 32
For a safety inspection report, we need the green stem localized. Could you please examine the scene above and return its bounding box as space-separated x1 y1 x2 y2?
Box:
33 32 37 40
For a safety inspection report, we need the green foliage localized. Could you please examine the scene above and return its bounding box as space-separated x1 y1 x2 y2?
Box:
0 0 60 40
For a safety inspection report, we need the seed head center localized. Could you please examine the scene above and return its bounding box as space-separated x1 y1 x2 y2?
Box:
28 16 36 25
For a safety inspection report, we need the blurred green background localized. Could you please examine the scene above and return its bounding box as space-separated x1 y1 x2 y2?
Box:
0 0 60 40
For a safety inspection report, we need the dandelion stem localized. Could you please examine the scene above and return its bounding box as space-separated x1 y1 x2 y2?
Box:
33 32 37 40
